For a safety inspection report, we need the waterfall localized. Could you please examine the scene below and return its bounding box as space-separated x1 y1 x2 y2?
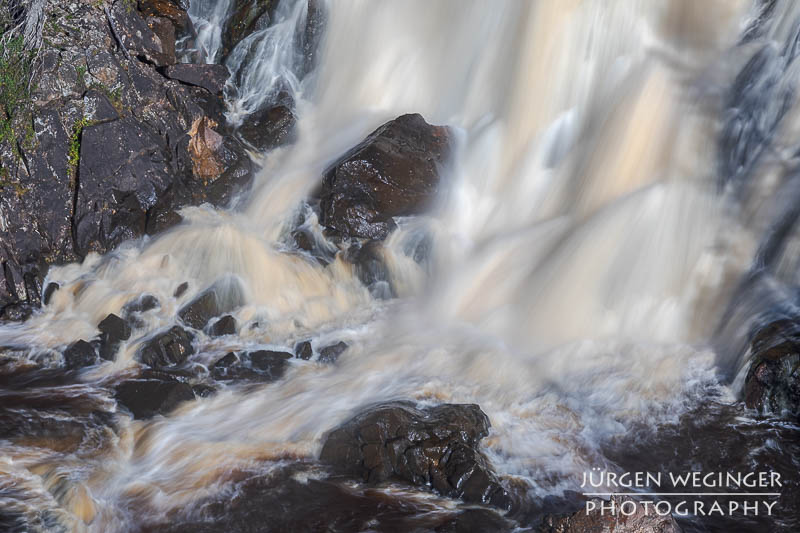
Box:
3 0 800 531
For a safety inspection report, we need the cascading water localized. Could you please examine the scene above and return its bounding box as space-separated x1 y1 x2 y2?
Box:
2 0 800 531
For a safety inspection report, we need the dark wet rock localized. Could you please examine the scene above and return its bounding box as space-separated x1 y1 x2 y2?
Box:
348 240 394 298
123 294 160 315
138 0 193 33
318 341 348 364
63 340 98 370
211 350 292 382
0 302 37 322
147 464 519 533
138 326 195 369
209 315 237 337
320 402 514 510
163 64 229 95
294 340 313 360
74 117 173 257
222 0 277 59
237 101 296 152
301 0 325 76
42 283 60 306
178 279 246 330
0 0 253 320
539 496 682 533
744 319 800 419
319 114 451 240
97 313 132 361
111 2 175 67
114 378 195 419
174 282 189 298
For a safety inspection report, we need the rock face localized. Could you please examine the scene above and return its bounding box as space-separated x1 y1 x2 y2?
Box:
0 0 256 319
319 114 450 240
540 497 683 533
63 340 98 370
114 377 195 419
319 402 514 511
744 319 800 419
97 313 132 361
138 326 195 369
237 100 295 152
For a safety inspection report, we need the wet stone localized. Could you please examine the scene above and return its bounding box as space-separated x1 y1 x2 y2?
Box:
209 315 237 337
42 282 60 306
174 282 189 298
114 378 195 420
138 326 195 369
211 350 292 382
97 314 132 361
63 340 98 370
318 341 348 364
294 340 313 360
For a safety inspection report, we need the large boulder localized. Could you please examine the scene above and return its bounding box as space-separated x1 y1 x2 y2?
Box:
237 100 296 152
540 496 683 533
319 402 514 511
319 114 450 240
744 319 800 420
222 0 277 60
163 64 229 95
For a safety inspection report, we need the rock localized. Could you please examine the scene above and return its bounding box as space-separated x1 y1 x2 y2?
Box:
318 341 348 363
97 313 132 361
294 340 312 360
319 114 450 240
237 101 295 152
164 64 229 95
178 279 246 330
42 282 60 306
209 315 237 337
111 3 175 67
211 350 292 382
744 319 800 419
63 340 98 370
436 509 516 533
319 402 514 510
540 496 683 533
122 294 160 315
174 282 189 298
138 326 195 369
138 0 193 33
74 117 173 257
114 378 195 419
348 240 394 298
222 0 277 59
148 16 177 65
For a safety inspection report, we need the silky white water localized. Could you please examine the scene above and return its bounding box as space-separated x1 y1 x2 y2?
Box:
4 0 799 530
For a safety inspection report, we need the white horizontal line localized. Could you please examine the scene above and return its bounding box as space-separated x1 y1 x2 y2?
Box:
582 493 782 496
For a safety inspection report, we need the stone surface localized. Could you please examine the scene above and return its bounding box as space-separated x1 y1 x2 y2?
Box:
97 313 132 361
163 64 229 95
744 319 800 419
539 496 683 533
209 315 237 337
211 350 292 382
319 402 514 510
237 101 295 152
294 340 312 360
138 326 195 369
63 340 98 370
114 378 195 419
318 341 348 363
178 279 245 330
319 114 450 240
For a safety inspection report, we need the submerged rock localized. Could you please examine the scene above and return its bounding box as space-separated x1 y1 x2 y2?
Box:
318 341 348 364
294 340 313 360
222 0 277 60
211 350 292 382
209 315 237 337
114 378 195 419
319 113 450 240
540 496 683 533
237 100 296 152
138 326 195 369
63 340 98 370
319 402 514 511
178 279 246 331
98 314 132 361
744 319 800 419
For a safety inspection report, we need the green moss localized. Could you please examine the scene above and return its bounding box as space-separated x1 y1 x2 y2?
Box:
68 116 89 172
0 36 34 153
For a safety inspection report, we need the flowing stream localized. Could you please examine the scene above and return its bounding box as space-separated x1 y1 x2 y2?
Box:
3 0 800 531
